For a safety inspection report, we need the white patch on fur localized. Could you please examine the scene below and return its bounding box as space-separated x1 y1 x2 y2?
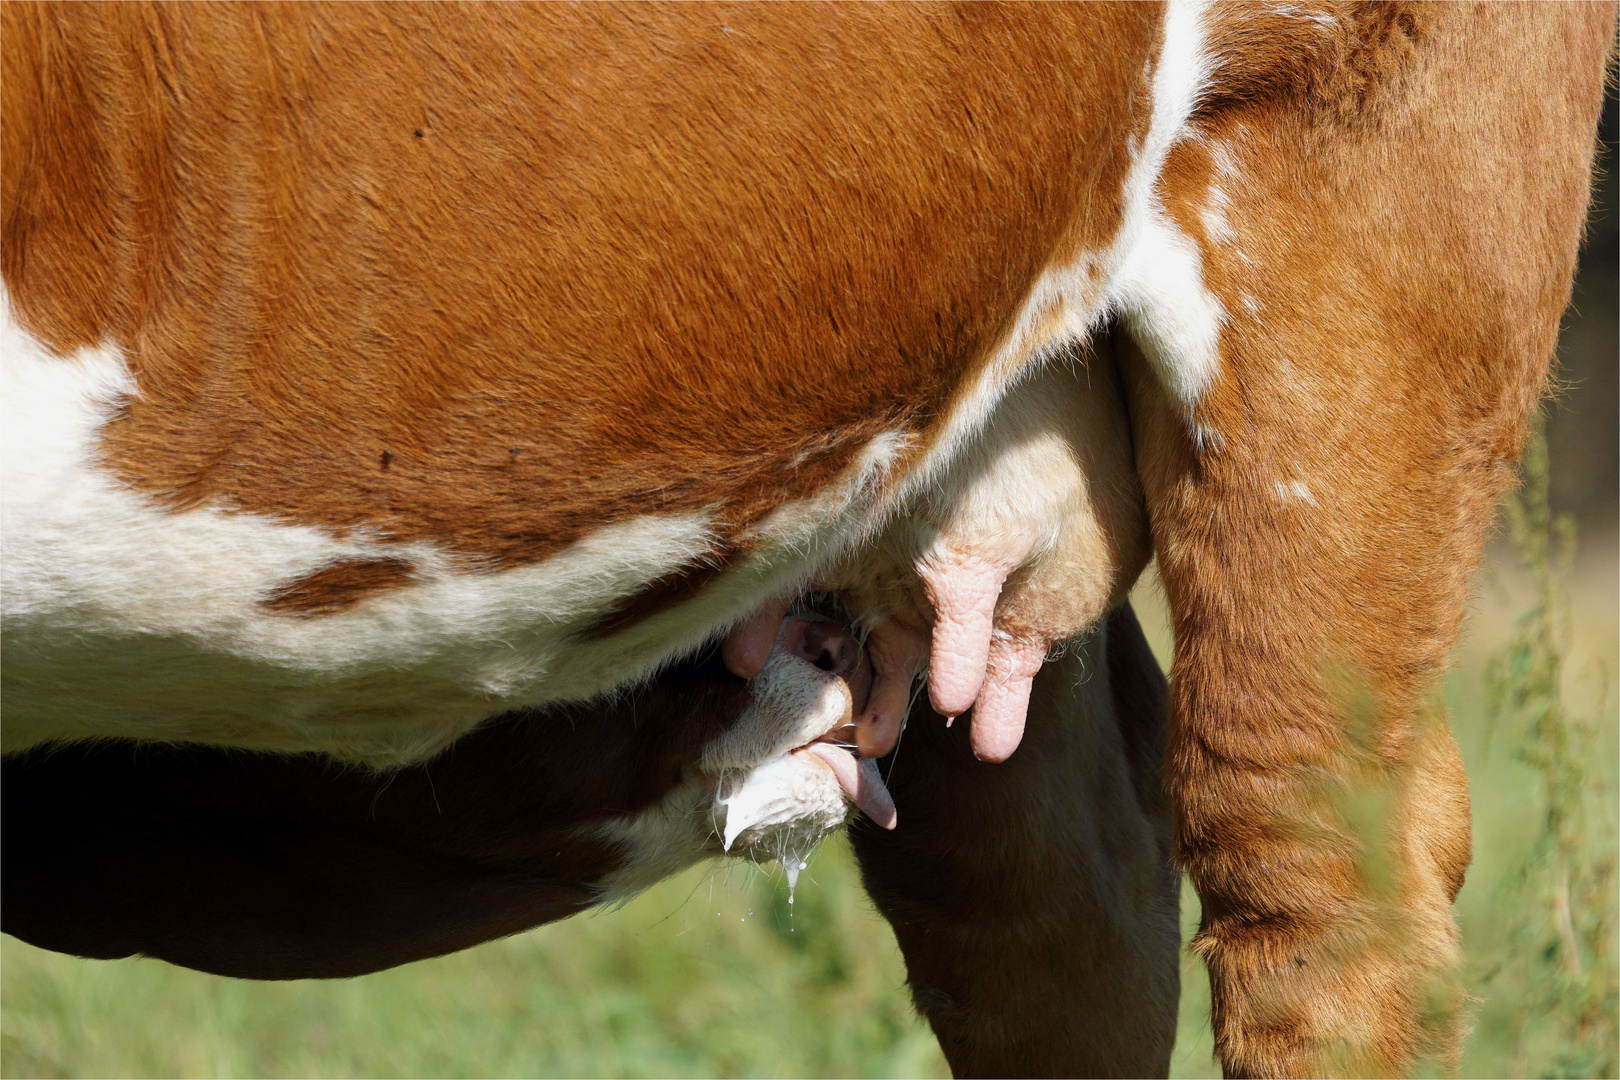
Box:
1262 2 1339 32
1201 185 1235 246
732 429 911 577
1191 422 1227 455
897 258 1109 508
0 311 898 764
1105 0 1227 415
1203 143 1249 256
1110 219 1226 409
589 781 719 906
902 0 1228 502
1273 479 1315 504
1209 139 1245 187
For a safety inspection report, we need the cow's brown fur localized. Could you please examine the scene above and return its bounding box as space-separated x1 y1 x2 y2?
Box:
0 0 1153 574
1121 4 1614 1075
2 3 1613 1077
260 555 418 617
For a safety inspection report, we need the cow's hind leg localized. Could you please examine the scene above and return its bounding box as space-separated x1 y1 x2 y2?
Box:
1113 6 1613 1074
1121 317 1482 1076
851 605 1179 1078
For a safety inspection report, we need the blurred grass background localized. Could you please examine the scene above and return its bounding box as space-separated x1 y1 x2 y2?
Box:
4 77 1614 1080
1 843 948 1079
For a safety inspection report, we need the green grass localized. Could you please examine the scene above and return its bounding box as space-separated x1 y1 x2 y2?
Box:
5 430 1615 1079
1 841 947 1079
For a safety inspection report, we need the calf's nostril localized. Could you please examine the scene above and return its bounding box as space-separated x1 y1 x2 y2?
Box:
798 621 854 675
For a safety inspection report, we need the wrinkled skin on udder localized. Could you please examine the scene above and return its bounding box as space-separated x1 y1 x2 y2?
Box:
725 338 1151 763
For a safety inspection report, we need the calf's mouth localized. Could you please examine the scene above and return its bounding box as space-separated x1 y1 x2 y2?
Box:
710 610 898 858
778 615 896 827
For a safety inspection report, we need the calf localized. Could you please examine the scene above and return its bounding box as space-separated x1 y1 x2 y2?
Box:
4 605 1180 1077
4 609 889 979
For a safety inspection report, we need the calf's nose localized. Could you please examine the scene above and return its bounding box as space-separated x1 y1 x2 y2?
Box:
778 615 873 716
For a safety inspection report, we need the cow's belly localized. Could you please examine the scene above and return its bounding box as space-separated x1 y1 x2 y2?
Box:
0 312 874 761
2 306 1147 763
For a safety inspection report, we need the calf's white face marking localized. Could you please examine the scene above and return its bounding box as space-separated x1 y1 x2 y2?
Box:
594 617 890 906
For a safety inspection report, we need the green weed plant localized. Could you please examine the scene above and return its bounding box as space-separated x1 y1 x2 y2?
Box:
1474 420 1618 1079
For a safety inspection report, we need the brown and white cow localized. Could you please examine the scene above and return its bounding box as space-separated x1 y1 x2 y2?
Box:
1 3 1611 1077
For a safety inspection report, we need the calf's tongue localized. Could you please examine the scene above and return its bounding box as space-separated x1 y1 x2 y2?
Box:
795 743 897 830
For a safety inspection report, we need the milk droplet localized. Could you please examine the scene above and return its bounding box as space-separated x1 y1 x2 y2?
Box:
782 855 801 904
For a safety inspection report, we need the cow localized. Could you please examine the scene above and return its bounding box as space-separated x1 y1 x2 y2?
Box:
1 3 1611 1077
